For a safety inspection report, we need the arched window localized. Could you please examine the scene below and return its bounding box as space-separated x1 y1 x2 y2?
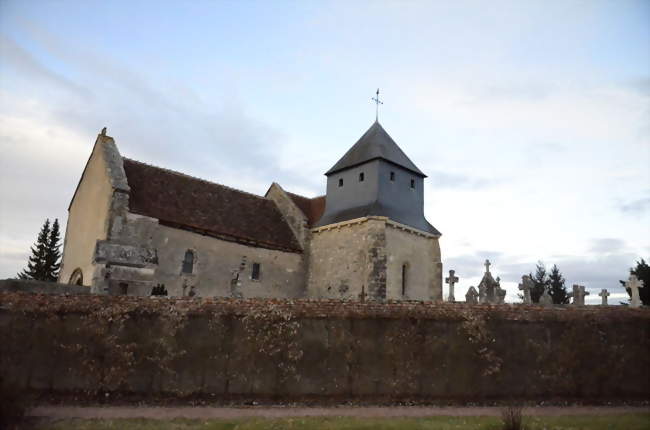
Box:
69 268 83 286
401 264 408 296
182 250 194 274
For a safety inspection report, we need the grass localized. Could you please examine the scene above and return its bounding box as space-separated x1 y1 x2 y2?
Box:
35 414 650 430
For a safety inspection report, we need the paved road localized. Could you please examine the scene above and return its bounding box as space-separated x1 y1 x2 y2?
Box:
29 405 650 420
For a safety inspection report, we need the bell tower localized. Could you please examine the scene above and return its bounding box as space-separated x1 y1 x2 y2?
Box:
308 121 442 301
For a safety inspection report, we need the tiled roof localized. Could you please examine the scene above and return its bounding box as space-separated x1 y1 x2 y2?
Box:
286 192 326 227
122 158 302 253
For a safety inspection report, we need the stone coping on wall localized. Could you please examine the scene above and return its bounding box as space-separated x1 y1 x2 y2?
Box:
0 279 90 295
1 291 646 323
311 216 440 238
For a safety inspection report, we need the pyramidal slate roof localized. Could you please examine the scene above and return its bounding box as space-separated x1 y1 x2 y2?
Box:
325 121 425 177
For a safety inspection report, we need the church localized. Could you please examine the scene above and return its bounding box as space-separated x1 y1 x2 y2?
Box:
58 121 443 301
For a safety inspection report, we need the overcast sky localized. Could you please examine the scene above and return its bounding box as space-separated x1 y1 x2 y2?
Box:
1 0 648 304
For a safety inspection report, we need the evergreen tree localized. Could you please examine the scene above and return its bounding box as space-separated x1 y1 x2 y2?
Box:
44 219 61 281
548 264 569 304
18 219 61 282
620 259 650 306
528 261 549 303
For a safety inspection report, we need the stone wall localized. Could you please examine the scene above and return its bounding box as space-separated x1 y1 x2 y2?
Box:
146 224 306 298
265 183 310 249
308 217 442 301
0 279 90 295
58 133 117 286
2 292 648 402
308 218 386 300
385 222 442 300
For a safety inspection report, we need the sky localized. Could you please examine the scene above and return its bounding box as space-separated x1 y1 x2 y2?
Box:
0 0 648 304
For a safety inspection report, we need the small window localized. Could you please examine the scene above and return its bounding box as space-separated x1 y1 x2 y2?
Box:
359 172 364 182
182 250 194 274
251 263 261 280
119 283 129 295
401 264 408 296
338 178 344 187
410 179 415 189
390 172 395 181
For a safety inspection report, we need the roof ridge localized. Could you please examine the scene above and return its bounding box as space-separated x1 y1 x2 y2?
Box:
286 191 326 201
122 157 269 201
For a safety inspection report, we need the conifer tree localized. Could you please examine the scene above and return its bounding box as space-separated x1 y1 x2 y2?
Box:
18 218 61 282
548 264 569 304
620 258 650 306
528 261 549 303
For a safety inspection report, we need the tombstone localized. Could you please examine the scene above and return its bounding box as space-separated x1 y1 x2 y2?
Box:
466 286 479 304
477 260 501 304
478 284 487 304
570 284 589 306
539 289 552 306
518 275 533 304
625 275 645 308
496 286 507 304
445 269 459 302
598 289 610 306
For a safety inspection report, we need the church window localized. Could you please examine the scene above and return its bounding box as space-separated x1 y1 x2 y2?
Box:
410 179 415 189
251 262 261 280
338 178 343 187
359 172 364 182
401 264 408 296
390 171 395 181
182 250 194 274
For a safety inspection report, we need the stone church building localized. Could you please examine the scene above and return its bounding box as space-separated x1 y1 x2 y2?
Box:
59 121 443 301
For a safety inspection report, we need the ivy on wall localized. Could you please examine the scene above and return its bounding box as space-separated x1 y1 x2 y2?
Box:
0 293 648 401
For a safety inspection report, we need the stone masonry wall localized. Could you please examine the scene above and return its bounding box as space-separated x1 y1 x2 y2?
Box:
385 222 442 301
308 217 441 301
1 292 648 402
308 218 386 300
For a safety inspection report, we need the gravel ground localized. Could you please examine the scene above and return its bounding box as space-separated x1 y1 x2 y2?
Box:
29 405 650 420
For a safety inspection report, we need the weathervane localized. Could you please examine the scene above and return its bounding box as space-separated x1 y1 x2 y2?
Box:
372 88 383 121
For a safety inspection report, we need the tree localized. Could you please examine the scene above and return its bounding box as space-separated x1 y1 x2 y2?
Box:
528 261 549 303
620 259 650 306
18 218 62 282
548 264 569 304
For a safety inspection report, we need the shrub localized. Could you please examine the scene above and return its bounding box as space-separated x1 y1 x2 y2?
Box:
501 405 527 430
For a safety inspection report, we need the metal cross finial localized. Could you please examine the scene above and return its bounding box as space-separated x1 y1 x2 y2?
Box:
372 88 383 121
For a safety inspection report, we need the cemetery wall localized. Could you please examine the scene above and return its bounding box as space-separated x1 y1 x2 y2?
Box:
1 292 648 402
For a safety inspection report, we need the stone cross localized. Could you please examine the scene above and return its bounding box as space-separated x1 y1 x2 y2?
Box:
359 285 368 302
571 284 589 306
445 269 459 302
625 275 645 308
484 259 491 273
598 289 610 306
539 289 552 306
518 275 533 304
466 286 479 304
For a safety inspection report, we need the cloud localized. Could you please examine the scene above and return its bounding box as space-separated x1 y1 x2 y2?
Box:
428 170 499 190
620 197 650 214
589 238 626 254
0 35 90 99
0 28 321 278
